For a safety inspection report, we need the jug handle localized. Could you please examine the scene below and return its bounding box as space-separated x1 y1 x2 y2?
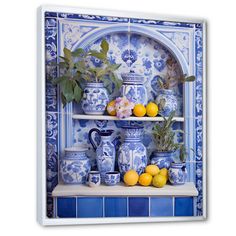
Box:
88 128 100 151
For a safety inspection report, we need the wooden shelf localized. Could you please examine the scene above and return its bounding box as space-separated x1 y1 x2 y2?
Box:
72 114 184 122
52 182 198 197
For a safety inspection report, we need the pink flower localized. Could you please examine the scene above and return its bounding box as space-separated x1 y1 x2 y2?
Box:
115 97 134 119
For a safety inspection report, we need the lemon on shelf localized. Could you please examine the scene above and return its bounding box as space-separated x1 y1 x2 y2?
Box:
106 100 116 116
123 170 139 186
152 174 167 188
146 102 158 117
159 168 168 179
145 164 160 176
133 104 146 117
138 173 153 186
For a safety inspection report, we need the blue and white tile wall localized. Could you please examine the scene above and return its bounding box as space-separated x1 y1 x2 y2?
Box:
45 11 204 218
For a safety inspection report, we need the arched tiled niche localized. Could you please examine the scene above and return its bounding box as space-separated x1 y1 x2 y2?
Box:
72 24 188 116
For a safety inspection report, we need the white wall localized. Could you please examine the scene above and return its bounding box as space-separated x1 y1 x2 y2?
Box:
0 0 235 234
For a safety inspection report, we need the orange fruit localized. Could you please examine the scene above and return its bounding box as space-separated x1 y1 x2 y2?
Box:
124 170 139 186
133 104 146 117
107 100 116 116
138 173 153 186
145 165 160 176
146 102 158 117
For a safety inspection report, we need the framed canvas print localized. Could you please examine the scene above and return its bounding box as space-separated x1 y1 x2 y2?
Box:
37 5 206 225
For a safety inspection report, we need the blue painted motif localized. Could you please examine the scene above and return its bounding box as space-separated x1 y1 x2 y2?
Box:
60 147 91 184
150 151 174 169
81 82 109 115
105 172 120 186
118 126 147 177
168 163 187 185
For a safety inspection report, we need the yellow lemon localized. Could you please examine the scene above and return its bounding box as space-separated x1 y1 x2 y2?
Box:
107 100 116 116
146 102 158 117
133 104 146 117
152 174 167 188
159 168 168 180
138 173 153 186
145 165 160 176
124 170 139 186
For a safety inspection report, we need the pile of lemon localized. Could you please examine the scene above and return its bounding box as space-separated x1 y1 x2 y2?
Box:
107 101 159 117
133 102 158 117
123 165 168 188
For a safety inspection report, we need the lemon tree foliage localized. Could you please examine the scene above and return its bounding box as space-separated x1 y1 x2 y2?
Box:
49 39 121 107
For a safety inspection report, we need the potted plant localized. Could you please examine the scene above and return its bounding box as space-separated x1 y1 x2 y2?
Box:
155 57 196 116
50 39 121 115
151 111 182 170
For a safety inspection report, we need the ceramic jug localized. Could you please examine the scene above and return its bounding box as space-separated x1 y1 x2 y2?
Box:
88 129 116 182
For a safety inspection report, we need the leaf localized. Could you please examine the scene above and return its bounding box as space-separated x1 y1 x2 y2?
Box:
89 50 106 60
184 75 196 82
63 48 72 60
71 48 85 57
61 93 67 108
51 76 67 85
62 79 74 102
74 83 82 103
100 39 109 55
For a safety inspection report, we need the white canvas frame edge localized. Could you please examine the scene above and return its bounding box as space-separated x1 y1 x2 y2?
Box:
37 5 207 226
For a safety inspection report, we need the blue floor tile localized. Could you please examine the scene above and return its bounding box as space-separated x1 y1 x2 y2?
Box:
129 197 149 217
77 197 103 218
175 197 193 216
105 197 127 217
57 197 76 218
150 197 173 216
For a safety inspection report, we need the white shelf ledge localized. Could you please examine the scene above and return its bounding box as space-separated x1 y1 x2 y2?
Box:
52 182 198 197
72 114 184 122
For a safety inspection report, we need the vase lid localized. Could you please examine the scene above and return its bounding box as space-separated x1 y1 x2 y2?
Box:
121 70 144 84
64 145 88 152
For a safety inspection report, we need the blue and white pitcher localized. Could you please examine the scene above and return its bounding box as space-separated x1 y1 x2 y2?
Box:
88 129 115 182
118 126 147 178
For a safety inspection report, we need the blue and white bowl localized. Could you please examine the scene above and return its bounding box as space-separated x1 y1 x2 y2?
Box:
105 171 120 186
88 171 101 187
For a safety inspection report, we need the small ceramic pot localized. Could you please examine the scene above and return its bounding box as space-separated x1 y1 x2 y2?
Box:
88 171 101 187
155 89 177 116
150 151 175 169
104 171 120 186
81 82 109 115
168 162 187 185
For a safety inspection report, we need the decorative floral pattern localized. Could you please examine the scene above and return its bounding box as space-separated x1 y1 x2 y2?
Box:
105 172 120 186
168 163 187 185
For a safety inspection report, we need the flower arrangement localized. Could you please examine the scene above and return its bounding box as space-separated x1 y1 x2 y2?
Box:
107 97 135 119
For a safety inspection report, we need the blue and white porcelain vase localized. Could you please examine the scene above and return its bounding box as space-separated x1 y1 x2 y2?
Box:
168 162 187 185
105 171 120 186
156 89 177 116
60 146 91 184
88 129 115 182
150 151 174 169
118 126 147 178
121 71 148 105
81 82 109 115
